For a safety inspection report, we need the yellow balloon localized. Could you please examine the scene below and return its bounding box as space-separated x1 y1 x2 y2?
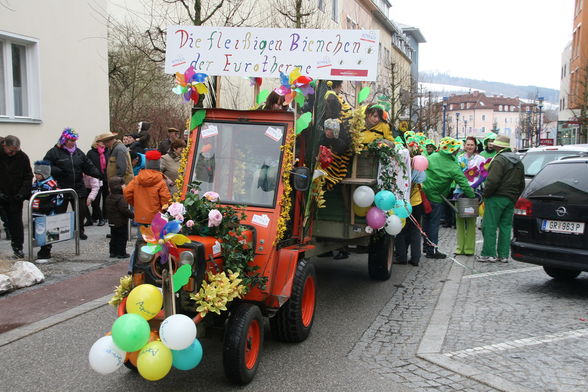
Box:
137 341 172 381
353 203 370 217
400 218 406 228
126 284 163 320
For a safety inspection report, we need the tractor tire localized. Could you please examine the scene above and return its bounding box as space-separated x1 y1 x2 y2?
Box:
543 266 581 280
368 235 394 281
270 258 317 343
223 303 264 385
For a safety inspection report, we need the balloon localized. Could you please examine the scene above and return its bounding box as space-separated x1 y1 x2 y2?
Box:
366 207 387 230
160 314 197 351
172 339 203 371
353 186 375 208
111 313 151 352
127 330 160 368
400 218 407 228
137 341 173 381
89 336 126 375
374 190 397 211
385 215 403 235
353 203 370 217
412 155 429 171
126 284 163 320
393 200 412 219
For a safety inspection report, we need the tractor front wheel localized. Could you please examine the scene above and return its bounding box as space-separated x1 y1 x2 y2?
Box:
223 303 264 385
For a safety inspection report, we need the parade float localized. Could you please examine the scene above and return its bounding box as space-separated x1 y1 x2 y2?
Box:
89 25 419 385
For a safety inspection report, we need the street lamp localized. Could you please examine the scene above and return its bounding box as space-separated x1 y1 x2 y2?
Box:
442 96 448 138
537 97 544 146
456 112 460 139
526 108 532 148
464 119 468 137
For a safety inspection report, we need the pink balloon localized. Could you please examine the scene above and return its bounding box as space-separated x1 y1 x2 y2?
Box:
412 155 429 171
366 207 387 230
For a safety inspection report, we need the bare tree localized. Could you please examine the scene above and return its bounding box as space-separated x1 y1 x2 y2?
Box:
109 23 189 144
373 59 414 132
272 0 325 28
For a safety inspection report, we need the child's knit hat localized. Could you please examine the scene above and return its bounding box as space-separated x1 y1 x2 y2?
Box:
34 160 52 180
145 150 161 171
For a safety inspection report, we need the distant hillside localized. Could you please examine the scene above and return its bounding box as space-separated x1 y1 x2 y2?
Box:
420 72 559 104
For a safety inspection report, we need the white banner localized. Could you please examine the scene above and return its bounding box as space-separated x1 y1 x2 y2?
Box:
165 26 379 81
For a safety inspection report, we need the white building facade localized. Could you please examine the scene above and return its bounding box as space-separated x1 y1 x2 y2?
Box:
0 0 109 160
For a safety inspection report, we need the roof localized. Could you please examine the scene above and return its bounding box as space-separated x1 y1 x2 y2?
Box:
442 91 533 112
398 24 426 43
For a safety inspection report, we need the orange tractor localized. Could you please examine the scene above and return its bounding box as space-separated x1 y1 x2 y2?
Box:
124 104 393 384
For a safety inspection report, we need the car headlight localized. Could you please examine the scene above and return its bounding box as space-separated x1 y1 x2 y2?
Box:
179 250 194 266
138 249 153 264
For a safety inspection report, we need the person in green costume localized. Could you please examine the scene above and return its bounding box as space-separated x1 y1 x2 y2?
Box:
480 132 497 159
423 139 437 157
422 137 475 259
477 135 525 263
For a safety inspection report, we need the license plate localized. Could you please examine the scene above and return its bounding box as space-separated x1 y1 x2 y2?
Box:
541 220 585 234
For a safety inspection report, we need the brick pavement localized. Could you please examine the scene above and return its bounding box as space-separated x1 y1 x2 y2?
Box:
348 226 588 391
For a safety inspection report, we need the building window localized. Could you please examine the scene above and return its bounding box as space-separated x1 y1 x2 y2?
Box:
318 0 325 11
331 0 338 22
0 32 40 121
482 115 486 121
481 127 486 132
460 103 464 109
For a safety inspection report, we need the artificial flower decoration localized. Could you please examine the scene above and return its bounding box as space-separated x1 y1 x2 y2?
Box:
464 166 480 182
249 77 263 87
203 191 219 202
173 64 208 105
318 145 333 169
438 137 462 155
273 67 314 106
479 157 492 178
207 209 223 227
140 212 191 264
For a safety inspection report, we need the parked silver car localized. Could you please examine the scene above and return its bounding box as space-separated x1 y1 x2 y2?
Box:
521 144 588 186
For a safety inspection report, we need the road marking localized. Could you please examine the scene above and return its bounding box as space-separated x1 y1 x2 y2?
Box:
444 328 588 358
463 266 543 279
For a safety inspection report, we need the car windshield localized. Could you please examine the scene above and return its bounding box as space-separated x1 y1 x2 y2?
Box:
190 121 285 207
525 162 588 204
521 150 583 176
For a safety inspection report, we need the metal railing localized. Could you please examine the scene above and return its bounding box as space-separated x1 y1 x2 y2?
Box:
27 188 80 262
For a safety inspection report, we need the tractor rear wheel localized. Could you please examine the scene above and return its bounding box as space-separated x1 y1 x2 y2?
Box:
271 258 317 342
368 235 394 281
223 303 264 385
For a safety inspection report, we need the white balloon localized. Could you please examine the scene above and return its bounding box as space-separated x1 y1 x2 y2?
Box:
385 215 403 236
88 336 126 375
353 186 375 208
159 314 197 350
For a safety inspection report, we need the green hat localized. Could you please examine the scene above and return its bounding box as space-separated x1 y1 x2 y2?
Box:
439 137 462 154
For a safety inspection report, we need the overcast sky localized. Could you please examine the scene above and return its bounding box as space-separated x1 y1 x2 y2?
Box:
390 0 574 90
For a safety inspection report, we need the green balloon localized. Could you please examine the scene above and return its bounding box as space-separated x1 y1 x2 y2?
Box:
112 313 151 352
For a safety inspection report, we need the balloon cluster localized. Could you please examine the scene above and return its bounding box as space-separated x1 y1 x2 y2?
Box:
273 67 314 106
173 65 208 104
89 284 203 380
353 186 413 235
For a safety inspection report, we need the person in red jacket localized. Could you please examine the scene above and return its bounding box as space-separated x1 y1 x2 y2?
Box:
124 150 171 224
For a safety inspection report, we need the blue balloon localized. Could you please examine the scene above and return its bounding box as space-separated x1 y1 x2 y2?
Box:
374 190 397 211
172 339 203 371
393 200 412 219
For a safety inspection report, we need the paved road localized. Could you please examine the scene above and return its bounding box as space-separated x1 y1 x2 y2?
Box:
2 226 588 391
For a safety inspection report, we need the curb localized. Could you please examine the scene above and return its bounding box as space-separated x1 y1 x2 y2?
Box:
0 294 110 347
416 258 534 392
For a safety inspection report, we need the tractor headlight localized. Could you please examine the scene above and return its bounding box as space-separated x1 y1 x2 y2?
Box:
179 250 194 266
138 249 153 264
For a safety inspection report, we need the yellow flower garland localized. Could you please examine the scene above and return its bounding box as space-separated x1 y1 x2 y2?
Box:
349 105 367 155
108 275 133 307
173 129 192 202
274 130 295 245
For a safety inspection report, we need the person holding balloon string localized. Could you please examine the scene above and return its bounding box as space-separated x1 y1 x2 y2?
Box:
454 136 487 256
395 151 429 266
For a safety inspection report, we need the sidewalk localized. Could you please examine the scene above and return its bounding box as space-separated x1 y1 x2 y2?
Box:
0 221 132 337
